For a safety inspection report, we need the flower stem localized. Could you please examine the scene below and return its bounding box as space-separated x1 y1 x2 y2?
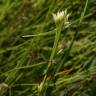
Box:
39 25 62 95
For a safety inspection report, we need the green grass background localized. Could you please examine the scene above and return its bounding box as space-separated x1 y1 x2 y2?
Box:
0 0 96 96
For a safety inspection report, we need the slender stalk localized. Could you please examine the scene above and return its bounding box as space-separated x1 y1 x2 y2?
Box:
38 24 62 95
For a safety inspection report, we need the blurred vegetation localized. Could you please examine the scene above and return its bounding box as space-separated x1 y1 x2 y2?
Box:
0 0 96 96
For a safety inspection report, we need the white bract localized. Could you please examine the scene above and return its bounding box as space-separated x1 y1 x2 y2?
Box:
0 83 8 91
53 9 70 26
53 11 65 22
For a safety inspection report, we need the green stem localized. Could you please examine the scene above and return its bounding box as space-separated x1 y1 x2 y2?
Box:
38 25 62 95
47 25 61 73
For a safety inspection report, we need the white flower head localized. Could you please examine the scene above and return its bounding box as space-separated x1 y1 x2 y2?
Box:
53 11 65 22
53 9 70 26
0 83 8 91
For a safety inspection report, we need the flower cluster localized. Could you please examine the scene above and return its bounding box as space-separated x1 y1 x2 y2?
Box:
53 11 65 22
0 83 8 91
53 9 70 27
